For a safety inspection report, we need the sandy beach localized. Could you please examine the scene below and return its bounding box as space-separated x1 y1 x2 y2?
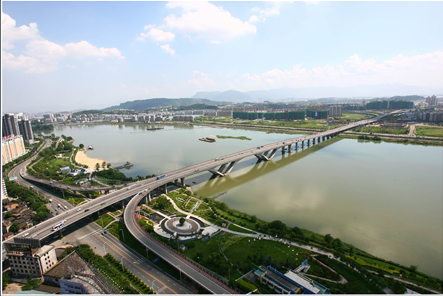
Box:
75 150 106 171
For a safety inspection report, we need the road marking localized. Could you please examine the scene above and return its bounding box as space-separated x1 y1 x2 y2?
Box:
95 235 177 294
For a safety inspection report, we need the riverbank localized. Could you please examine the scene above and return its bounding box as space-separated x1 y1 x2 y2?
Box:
75 150 106 171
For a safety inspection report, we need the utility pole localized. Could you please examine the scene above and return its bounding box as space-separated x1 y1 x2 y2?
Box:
119 229 125 241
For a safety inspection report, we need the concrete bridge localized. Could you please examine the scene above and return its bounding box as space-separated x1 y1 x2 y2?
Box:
7 113 388 294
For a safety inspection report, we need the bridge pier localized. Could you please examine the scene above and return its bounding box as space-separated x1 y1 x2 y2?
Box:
287 143 292 152
307 140 310 147
301 141 304 148
163 184 168 194
181 177 185 187
144 192 151 204
121 200 125 209
313 138 316 144
209 161 238 177
281 146 285 154
318 137 321 142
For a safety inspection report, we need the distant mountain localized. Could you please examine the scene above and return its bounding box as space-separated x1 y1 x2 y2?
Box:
192 84 442 102
193 90 252 102
102 98 229 111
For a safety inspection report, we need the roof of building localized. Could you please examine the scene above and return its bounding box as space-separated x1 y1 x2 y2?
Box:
44 251 91 279
35 284 62 294
15 290 51 294
35 245 55 257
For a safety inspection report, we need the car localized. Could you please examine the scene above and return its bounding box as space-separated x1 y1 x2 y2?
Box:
101 202 106 206
49 181 53 184
23 233 30 237
77 208 82 212
84 209 89 212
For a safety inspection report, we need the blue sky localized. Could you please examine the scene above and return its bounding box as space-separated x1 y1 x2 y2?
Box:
2 1 443 113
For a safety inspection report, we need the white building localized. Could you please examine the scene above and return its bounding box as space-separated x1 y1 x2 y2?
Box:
5 243 57 278
329 106 343 117
2 135 26 165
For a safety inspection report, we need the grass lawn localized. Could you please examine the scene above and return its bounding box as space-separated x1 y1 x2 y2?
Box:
359 125 409 135
415 126 443 137
224 237 309 269
228 223 255 234
186 198 198 211
336 112 373 121
239 119 335 131
313 256 384 294
96 213 115 228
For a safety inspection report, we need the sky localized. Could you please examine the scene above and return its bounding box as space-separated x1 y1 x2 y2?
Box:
2 1 443 113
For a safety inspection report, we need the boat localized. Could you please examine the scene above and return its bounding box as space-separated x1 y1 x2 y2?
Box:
147 127 164 130
87 145 94 150
199 137 216 143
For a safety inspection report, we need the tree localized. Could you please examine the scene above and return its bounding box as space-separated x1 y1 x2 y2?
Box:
102 161 106 169
268 220 287 236
9 222 20 233
107 163 111 168
5 211 13 219
79 143 84 149
95 163 100 171
250 215 257 223
324 234 333 245
179 217 186 226
2 271 10 290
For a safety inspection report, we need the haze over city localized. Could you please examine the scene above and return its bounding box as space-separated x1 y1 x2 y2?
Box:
2 1 443 113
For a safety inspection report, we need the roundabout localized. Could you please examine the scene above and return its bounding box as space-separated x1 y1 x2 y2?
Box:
163 216 201 236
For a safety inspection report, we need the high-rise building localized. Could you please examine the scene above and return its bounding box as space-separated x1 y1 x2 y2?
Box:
328 106 343 117
18 120 34 144
1 135 26 165
2 114 20 137
425 95 438 106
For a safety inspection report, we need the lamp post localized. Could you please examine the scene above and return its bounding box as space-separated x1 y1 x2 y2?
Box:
176 265 181 281
119 229 125 241
151 279 156 291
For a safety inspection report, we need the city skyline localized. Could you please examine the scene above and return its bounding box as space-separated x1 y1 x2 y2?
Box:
2 1 443 113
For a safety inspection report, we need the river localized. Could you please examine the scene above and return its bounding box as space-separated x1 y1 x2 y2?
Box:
50 123 443 279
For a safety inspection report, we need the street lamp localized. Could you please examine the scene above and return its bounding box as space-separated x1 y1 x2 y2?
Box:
119 229 125 241
176 265 181 281
151 279 156 291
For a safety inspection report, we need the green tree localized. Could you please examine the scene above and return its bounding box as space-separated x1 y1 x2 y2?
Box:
102 161 106 169
250 215 257 223
9 222 20 234
107 163 111 168
324 234 333 245
2 271 10 290
79 143 84 149
95 163 100 171
5 212 13 219
179 217 186 225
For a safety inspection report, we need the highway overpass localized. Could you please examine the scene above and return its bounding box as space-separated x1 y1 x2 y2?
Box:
6 113 388 293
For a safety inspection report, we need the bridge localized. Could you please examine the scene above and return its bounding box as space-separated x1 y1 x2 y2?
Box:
7 114 388 293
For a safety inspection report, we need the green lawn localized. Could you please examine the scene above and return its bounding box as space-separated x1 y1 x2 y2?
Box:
228 223 255 234
216 135 252 140
96 213 115 228
239 119 336 131
313 256 384 294
415 126 443 137
359 126 409 135
336 112 373 121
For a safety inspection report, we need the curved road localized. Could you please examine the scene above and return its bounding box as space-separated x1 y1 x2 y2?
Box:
6 114 389 293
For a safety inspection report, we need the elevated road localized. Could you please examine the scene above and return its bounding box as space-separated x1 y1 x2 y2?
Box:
6 114 388 293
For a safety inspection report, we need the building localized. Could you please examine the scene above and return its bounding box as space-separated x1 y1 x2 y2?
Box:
328 106 342 117
2 114 21 137
2 135 26 165
233 110 305 121
425 95 438 106
18 120 34 144
2 177 8 199
5 240 57 278
306 109 328 119
44 251 119 294
253 265 330 294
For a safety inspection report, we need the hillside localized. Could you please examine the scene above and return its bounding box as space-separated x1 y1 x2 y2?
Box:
102 98 229 111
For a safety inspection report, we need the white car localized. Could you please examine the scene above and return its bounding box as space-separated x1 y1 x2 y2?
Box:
77 208 82 212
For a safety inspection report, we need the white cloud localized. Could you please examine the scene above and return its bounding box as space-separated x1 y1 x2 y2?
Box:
163 1 256 43
250 2 283 23
237 51 443 90
2 13 124 74
2 50 57 73
138 28 175 43
188 70 217 88
1 12 40 50
160 44 176 56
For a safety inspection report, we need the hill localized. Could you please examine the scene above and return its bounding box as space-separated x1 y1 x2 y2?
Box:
102 98 229 111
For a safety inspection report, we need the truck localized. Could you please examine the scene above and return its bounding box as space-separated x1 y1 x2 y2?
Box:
49 199 52 203
157 175 167 180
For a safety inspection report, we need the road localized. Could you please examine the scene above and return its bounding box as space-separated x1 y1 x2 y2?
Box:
53 219 193 294
6 114 389 293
